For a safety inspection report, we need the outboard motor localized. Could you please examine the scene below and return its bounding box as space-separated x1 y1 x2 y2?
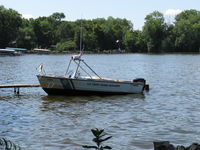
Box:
133 78 147 91
133 78 146 84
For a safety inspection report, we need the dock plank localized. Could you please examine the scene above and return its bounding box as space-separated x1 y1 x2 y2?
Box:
0 84 40 88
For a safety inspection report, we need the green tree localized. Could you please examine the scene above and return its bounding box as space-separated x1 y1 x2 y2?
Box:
82 20 97 51
173 9 200 52
161 24 176 52
74 19 98 51
16 19 36 49
0 5 22 48
102 17 122 50
94 17 133 51
32 17 54 48
50 12 65 21
93 23 106 51
32 12 66 49
56 21 75 41
56 40 75 51
123 30 146 52
143 11 166 53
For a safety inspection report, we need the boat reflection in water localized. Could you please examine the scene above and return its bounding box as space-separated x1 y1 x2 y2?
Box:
37 53 146 96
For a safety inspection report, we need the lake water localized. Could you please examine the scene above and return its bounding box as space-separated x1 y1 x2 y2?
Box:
0 54 200 150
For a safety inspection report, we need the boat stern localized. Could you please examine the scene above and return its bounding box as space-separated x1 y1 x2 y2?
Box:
132 78 146 92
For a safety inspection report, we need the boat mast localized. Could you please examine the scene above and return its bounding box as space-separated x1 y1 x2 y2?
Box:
74 21 83 78
80 21 82 53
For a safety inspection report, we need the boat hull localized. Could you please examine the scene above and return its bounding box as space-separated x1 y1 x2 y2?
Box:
37 75 145 96
42 88 134 96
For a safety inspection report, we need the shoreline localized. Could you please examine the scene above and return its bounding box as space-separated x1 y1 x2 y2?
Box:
2 49 200 56
26 50 200 55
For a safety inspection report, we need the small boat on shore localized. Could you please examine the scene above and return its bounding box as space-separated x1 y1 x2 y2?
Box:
0 49 21 56
33 48 50 54
37 53 146 96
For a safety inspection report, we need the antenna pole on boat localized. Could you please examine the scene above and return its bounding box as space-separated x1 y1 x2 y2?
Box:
80 21 83 53
82 60 102 79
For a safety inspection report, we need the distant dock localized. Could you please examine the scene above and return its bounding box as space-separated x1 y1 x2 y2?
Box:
0 84 40 95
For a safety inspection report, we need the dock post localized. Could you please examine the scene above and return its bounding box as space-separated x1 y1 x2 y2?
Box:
14 87 20 95
17 87 20 95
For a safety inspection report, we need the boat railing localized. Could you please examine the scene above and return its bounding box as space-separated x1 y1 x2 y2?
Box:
65 55 102 80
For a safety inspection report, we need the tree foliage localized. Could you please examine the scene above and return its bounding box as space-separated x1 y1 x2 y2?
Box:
16 19 36 49
143 11 166 52
0 5 200 53
173 9 200 52
0 5 22 48
50 12 65 21
56 40 75 51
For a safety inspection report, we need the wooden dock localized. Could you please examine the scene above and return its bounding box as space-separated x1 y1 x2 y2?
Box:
0 84 40 95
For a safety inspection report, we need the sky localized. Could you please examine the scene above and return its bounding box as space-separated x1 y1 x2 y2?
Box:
0 0 199 29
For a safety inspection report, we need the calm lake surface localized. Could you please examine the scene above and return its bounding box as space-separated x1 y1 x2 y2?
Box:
0 54 200 150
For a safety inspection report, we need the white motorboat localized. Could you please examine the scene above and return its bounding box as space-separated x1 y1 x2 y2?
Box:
37 53 146 96
37 23 146 96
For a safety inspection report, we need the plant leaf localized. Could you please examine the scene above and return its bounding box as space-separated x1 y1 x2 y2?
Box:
98 129 104 136
103 146 112 149
91 129 98 137
91 128 104 137
99 133 106 138
99 136 112 142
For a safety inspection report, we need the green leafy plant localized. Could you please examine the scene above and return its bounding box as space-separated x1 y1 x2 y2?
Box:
0 138 21 150
82 128 112 150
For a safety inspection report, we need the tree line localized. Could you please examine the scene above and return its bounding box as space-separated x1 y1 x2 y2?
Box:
0 5 200 53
